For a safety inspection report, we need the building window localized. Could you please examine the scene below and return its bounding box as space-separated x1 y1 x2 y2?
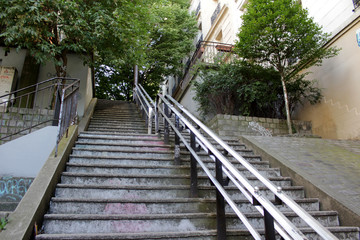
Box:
196 2 201 16
354 0 360 10
211 3 221 25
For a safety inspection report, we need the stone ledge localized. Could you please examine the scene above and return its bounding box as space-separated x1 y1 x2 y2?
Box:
239 135 360 228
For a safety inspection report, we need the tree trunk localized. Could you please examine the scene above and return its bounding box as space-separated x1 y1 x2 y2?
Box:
55 51 68 78
280 75 293 134
16 51 40 108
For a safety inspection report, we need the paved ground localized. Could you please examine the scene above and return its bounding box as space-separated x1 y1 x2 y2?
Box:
240 136 360 226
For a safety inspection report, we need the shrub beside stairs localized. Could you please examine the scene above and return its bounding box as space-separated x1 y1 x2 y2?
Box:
35 99 359 239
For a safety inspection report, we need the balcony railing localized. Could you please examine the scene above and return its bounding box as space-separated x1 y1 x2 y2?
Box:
354 0 360 9
0 77 79 152
195 2 201 16
211 3 221 25
172 40 235 97
186 40 234 72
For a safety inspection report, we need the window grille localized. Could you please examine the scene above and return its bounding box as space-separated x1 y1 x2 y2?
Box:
211 3 221 25
354 0 360 9
195 2 201 16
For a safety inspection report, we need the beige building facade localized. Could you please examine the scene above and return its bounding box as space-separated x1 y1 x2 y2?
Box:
176 0 360 139
294 0 360 139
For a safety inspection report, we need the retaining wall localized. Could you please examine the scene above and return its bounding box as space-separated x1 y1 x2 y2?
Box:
208 114 312 137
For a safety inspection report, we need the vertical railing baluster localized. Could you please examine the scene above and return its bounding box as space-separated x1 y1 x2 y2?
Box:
190 131 198 197
155 98 159 135
148 108 153 134
174 115 181 165
264 209 276 240
215 156 226 240
163 103 170 144
52 83 61 126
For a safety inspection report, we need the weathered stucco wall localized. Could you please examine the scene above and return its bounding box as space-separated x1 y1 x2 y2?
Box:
294 16 360 139
0 48 93 118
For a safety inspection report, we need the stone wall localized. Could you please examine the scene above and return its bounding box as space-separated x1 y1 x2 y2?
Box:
0 108 54 144
208 114 312 137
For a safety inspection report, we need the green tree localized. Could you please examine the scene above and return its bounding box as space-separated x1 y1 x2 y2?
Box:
234 0 340 134
0 0 152 77
94 0 197 99
139 0 198 97
95 65 134 101
194 61 322 119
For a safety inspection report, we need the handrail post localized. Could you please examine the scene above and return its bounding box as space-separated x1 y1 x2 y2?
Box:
163 103 170 144
264 209 276 240
190 131 198 197
52 82 62 126
155 98 159 135
215 156 226 240
148 107 153 134
174 115 181 165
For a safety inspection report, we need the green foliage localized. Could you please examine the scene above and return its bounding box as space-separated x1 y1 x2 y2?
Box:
0 0 197 99
94 0 197 99
194 61 322 118
0 217 7 231
235 0 339 77
95 65 134 101
0 0 155 77
139 0 198 97
234 0 339 133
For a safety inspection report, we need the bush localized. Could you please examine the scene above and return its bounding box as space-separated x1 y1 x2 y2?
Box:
193 61 321 119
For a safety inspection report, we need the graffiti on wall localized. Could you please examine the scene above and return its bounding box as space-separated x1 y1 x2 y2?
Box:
0 177 33 202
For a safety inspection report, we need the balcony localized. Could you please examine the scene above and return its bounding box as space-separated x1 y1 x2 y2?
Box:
354 0 360 10
194 40 235 65
172 40 235 99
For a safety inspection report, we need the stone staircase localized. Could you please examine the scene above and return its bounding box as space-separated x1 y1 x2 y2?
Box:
36 99 359 239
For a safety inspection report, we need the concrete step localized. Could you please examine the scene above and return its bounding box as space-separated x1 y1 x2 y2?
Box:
35 227 360 240
60 172 292 187
68 154 263 166
48 197 320 215
64 162 281 178
54 184 305 200
76 136 166 146
79 132 159 139
41 211 339 234
73 142 172 151
71 147 174 159
86 127 147 133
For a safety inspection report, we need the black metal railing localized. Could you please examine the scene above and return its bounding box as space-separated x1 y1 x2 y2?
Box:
195 2 201 16
353 0 360 9
54 79 80 156
0 77 79 149
134 83 339 240
211 3 221 25
174 40 235 96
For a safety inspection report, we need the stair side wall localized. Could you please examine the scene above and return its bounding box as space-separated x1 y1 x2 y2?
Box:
208 114 312 137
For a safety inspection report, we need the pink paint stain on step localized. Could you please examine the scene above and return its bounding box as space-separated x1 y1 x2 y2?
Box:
105 203 148 214
111 220 151 233
145 141 166 145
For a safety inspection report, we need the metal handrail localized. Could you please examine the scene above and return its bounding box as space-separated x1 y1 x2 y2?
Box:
0 78 79 143
133 84 154 134
55 79 80 156
132 82 338 239
159 95 309 240
158 95 263 239
0 77 78 99
163 94 338 239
